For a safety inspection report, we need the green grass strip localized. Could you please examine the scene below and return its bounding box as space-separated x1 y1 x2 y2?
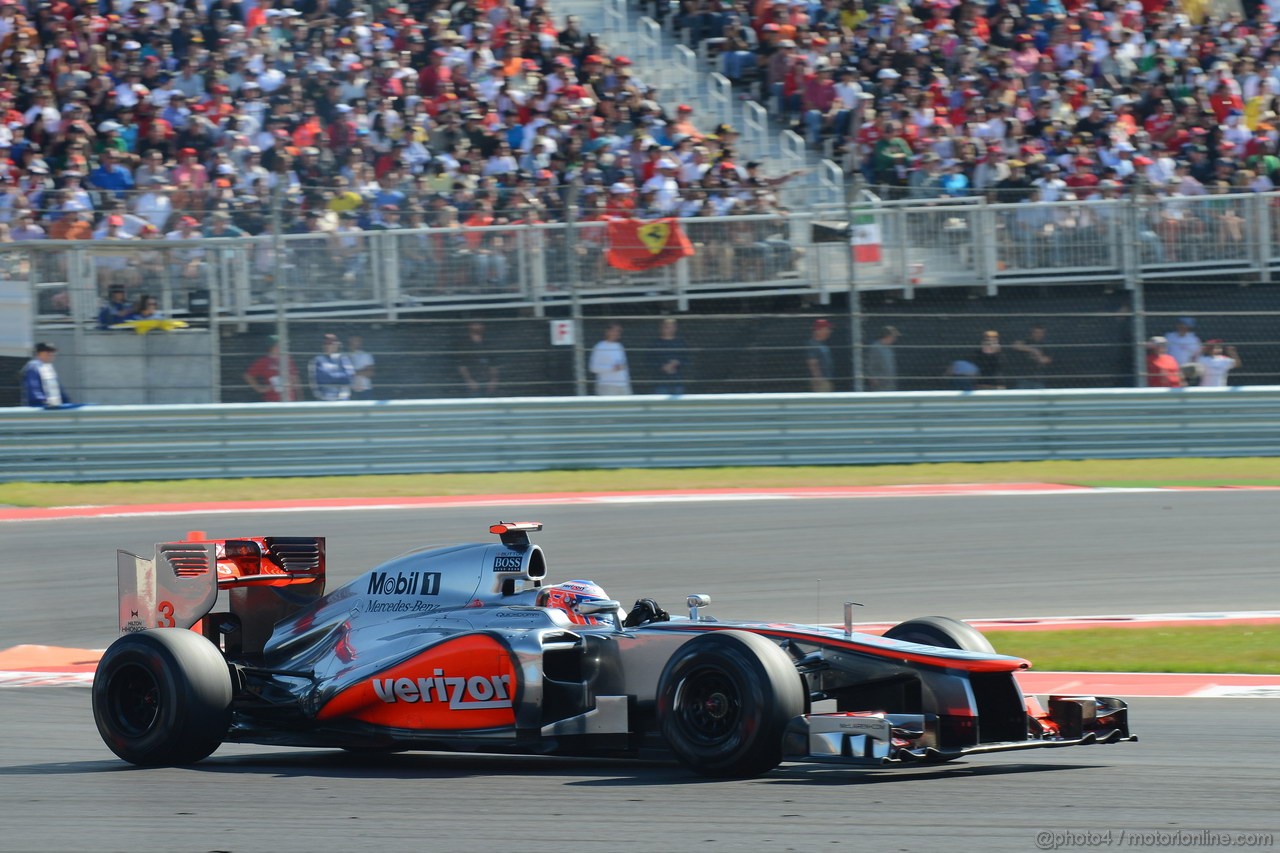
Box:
987 625 1280 674
2 458 1280 508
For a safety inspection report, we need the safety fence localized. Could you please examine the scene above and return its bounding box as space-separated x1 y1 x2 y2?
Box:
13 192 1280 337
4 388 1280 483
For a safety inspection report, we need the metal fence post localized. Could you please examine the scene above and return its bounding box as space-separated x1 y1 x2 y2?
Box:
847 93 873 392
270 180 291 396
566 181 587 397
1127 191 1146 388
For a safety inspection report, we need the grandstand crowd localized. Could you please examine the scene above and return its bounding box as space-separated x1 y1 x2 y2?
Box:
0 0 1277 251
673 0 1280 201
0 0 804 246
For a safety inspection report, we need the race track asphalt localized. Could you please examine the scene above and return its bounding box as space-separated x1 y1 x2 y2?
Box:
2 491 1278 852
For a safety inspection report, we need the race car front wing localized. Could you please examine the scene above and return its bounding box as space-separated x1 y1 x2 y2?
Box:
782 695 1136 766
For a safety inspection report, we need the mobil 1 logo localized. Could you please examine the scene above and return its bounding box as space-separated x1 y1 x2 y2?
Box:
367 570 442 596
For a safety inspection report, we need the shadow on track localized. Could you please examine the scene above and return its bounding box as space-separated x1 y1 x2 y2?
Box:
0 749 1105 786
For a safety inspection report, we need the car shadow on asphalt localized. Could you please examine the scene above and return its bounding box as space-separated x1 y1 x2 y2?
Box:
0 751 1103 785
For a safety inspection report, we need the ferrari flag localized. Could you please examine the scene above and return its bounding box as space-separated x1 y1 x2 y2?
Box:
606 218 695 271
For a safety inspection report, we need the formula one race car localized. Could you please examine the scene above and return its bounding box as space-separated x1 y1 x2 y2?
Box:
93 523 1135 777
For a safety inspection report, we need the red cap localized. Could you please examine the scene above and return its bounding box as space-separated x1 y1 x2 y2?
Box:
350 62 364 72
585 54 603 63
180 215 198 226
216 178 231 188
1134 155 1153 166
107 214 124 226
1074 155 1094 166
813 318 831 330
614 55 632 66
677 104 693 113
180 147 197 156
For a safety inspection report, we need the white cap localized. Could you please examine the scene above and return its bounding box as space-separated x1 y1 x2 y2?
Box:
609 182 634 193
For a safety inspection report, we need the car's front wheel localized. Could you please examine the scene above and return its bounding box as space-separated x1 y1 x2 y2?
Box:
882 616 995 653
657 630 805 778
92 628 233 766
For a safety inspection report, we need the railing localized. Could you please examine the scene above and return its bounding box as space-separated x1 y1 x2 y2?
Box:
5 388 1279 483
18 192 1280 333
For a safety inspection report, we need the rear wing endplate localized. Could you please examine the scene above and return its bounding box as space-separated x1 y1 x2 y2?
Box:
117 542 218 634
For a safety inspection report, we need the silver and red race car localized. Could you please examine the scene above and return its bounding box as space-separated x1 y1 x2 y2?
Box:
93 522 1135 777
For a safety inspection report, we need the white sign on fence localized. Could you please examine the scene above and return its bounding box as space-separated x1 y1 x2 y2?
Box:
550 320 575 346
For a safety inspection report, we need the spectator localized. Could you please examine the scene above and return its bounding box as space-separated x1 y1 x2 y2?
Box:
20 342 70 408
973 330 1006 390
945 359 980 392
347 335 376 400
310 333 356 401
865 325 900 391
1195 341 1242 388
806 318 834 392
457 322 500 398
1009 325 1053 390
651 318 691 395
97 285 133 330
589 322 632 395
128 294 163 322
243 338 301 403
1165 317 1203 373
1146 337 1184 388
458 320 501 397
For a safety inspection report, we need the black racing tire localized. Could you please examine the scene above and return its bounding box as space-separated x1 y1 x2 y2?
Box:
882 616 995 653
657 630 806 778
92 628 233 766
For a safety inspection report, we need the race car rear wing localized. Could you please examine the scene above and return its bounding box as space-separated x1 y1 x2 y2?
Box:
116 534 326 635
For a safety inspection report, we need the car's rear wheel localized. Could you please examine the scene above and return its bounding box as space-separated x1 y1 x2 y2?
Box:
882 616 995 653
657 630 805 778
93 628 233 766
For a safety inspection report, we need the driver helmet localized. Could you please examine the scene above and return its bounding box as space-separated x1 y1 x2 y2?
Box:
537 580 613 626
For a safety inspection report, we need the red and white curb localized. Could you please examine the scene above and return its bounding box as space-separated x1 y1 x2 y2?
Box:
848 610 1280 634
3 482 1275 522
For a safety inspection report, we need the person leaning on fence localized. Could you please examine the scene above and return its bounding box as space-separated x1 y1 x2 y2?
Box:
310 333 357 401
97 285 133 330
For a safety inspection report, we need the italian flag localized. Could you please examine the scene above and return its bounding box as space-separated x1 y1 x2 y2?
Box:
850 211 882 264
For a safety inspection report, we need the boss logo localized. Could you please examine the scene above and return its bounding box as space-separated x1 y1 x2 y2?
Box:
492 553 524 572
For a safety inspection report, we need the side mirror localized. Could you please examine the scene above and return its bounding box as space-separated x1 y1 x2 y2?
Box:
687 594 710 620
578 599 623 632
578 599 622 616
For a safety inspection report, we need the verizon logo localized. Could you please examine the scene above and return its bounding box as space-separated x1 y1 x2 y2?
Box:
372 671 513 709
